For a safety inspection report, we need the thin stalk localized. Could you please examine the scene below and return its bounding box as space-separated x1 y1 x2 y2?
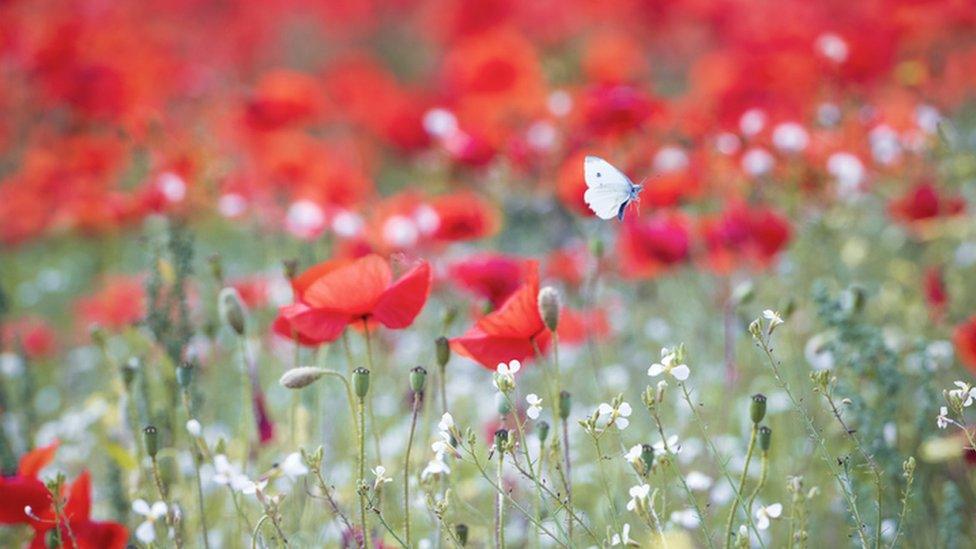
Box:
237 337 253 467
745 452 769 521
361 320 382 464
724 424 758 548
561 417 573 543
403 392 421 546
357 396 370 549
150 456 185 549
181 391 211 549
495 452 505 549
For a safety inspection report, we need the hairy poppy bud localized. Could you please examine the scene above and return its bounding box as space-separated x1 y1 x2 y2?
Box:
176 361 194 388
537 286 561 332
493 429 509 453
279 367 327 389
558 390 571 420
218 287 247 336
759 426 772 452
750 393 767 424
436 337 451 368
641 444 655 473
410 366 427 393
352 367 370 399
143 425 159 458
455 524 469 546
536 420 550 443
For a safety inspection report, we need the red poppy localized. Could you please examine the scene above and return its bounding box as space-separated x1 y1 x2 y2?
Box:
73 275 146 332
923 266 948 320
617 212 692 279
0 441 59 526
244 70 326 132
451 261 551 369
889 181 965 226
279 254 432 343
429 192 500 242
448 253 528 309
954 316 976 373
2 317 57 359
557 308 610 346
28 471 128 549
579 84 660 137
700 204 792 273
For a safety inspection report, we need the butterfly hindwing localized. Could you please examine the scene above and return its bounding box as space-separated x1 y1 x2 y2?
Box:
583 156 638 220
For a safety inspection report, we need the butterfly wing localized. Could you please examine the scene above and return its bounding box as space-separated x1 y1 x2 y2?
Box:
583 156 634 220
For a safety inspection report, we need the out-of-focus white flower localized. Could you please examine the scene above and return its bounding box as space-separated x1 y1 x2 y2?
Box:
432 413 458 457
686 470 713 491
739 109 766 136
670 508 701 529
741 147 774 176
936 406 950 430
240 478 268 496
526 394 543 420
372 465 393 489
421 455 451 481
772 122 810 153
610 523 637 546
626 484 651 512
186 419 202 437
494 360 521 392
132 499 168 544
653 435 681 455
438 413 454 432
949 382 976 407
624 444 643 465
648 348 690 381
755 503 783 530
815 33 849 63
598 401 633 430
279 452 309 480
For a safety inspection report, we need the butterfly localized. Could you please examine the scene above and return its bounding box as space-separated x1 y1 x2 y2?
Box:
583 156 644 221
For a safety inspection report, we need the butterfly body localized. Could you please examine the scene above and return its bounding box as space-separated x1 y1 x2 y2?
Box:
583 156 644 221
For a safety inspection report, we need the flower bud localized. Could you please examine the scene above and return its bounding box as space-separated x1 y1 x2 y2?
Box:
495 393 512 416
435 337 451 368
410 366 427 393
759 426 772 452
279 367 327 389
537 286 560 332
750 393 767 424
455 524 469 546
640 444 655 474
558 391 571 420
176 361 194 388
537 420 550 443
218 287 247 336
143 425 159 458
282 258 299 280
352 368 370 399
121 357 139 386
493 429 509 453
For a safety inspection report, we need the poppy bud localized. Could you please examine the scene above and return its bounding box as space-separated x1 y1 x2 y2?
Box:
558 390 571 420
493 429 509 453
455 524 469 546
207 253 224 282
537 420 550 443
282 258 299 280
537 286 561 332
218 287 247 336
410 366 427 393
495 393 512 416
352 367 370 399
759 426 772 452
436 337 451 368
143 425 159 458
641 444 655 473
121 357 139 386
176 361 194 388
750 393 767 424
279 367 327 389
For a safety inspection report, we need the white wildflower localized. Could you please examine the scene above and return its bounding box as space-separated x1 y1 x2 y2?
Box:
647 348 690 381
626 484 651 512
132 499 168 544
755 503 783 530
526 394 543 420
937 406 950 430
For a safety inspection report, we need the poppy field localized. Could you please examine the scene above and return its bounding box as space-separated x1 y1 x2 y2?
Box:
3 0 976 547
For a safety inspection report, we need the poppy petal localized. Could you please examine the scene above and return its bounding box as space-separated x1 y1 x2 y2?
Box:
64 470 91 522
0 476 50 525
303 254 392 315
18 440 59 478
280 303 349 342
476 262 544 338
372 261 432 329
451 327 549 370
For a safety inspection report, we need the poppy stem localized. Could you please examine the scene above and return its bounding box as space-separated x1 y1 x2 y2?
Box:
357 394 370 549
403 391 420 546
724 424 758 548
361 319 383 468
495 450 506 549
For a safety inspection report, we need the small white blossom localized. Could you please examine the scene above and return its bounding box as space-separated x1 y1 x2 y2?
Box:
598 401 633 430
653 435 681 455
372 465 393 489
279 452 309 480
239 478 268 496
438 413 454 432
626 484 651 512
686 470 713 491
624 444 643 465
526 394 543 420
937 406 950 429
755 503 783 530
950 381 976 407
670 508 701 529
647 348 690 381
494 360 521 392
421 455 451 481
610 523 637 546
186 419 202 437
132 499 168 544
763 310 784 332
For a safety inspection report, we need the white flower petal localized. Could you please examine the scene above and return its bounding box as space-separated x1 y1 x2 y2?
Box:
671 364 690 381
132 499 151 516
136 521 157 544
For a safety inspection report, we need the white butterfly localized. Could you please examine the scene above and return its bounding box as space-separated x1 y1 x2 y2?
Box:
583 156 644 221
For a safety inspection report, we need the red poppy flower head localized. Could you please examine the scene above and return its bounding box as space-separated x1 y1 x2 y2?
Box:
954 316 976 374
617 212 692 279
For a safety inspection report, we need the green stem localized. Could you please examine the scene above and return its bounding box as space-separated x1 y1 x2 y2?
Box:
403 393 421 546
495 452 505 549
724 424 758 548
745 452 768 522
358 396 370 549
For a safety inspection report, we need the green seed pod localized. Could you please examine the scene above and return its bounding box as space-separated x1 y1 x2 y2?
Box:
759 426 772 452
176 361 194 388
435 336 451 368
494 429 509 453
352 367 370 399
218 287 247 336
558 390 571 420
750 393 767 424
410 366 428 393
143 425 159 458
537 286 560 332
455 524 469 546
537 421 550 443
